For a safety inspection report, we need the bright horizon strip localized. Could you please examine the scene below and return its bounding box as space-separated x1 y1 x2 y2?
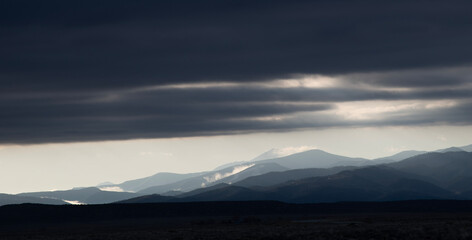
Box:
0 125 471 194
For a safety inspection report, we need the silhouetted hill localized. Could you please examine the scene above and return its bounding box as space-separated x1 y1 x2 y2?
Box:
174 152 469 203
12 145 472 206
103 172 206 192
160 190 185 196
19 187 140 204
213 161 247 171
234 166 356 187
436 147 466 153
183 185 269 202
256 149 369 169
377 178 453 201
175 183 231 198
129 166 452 204
461 144 472 152
116 194 176 204
212 148 288 171
373 150 427 163
261 166 453 203
250 148 287 161
139 163 286 195
213 163 288 185
0 193 67 206
389 152 472 192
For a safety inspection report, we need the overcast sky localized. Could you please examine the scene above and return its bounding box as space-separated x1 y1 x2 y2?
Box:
1 0 472 193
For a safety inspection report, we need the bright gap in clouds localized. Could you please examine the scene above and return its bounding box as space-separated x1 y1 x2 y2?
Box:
137 75 341 91
334 100 459 121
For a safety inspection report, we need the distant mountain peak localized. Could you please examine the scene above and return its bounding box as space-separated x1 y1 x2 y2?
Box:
96 181 114 187
254 148 369 169
460 144 472 152
202 164 255 187
251 146 317 161
374 150 427 163
436 147 466 153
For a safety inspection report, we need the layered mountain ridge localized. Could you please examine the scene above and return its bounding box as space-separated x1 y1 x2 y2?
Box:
7 144 472 206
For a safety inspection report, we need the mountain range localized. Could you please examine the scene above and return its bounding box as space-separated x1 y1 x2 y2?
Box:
176 165 454 203
7 144 472 206
18 187 139 205
0 193 67 206
119 151 471 204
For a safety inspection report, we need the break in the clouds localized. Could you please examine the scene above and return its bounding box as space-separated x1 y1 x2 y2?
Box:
1 0 472 144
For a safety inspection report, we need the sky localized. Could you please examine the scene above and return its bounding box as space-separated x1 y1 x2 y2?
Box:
1 0 472 193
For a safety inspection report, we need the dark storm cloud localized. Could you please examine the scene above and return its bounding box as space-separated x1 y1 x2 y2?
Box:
1 81 472 144
343 67 472 88
132 86 472 103
0 101 334 144
2 0 472 143
2 0 472 92
361 101 472 127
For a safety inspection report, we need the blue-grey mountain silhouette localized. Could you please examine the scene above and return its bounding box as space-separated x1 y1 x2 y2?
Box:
255 149 369 169
19 187 140 204
139 163 287 195
0 193 67 206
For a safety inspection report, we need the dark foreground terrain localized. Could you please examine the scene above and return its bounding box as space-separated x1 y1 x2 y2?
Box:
1 200 472 239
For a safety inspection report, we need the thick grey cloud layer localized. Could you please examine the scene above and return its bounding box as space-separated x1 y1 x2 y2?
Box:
1 0 472 144
2 0 472 91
